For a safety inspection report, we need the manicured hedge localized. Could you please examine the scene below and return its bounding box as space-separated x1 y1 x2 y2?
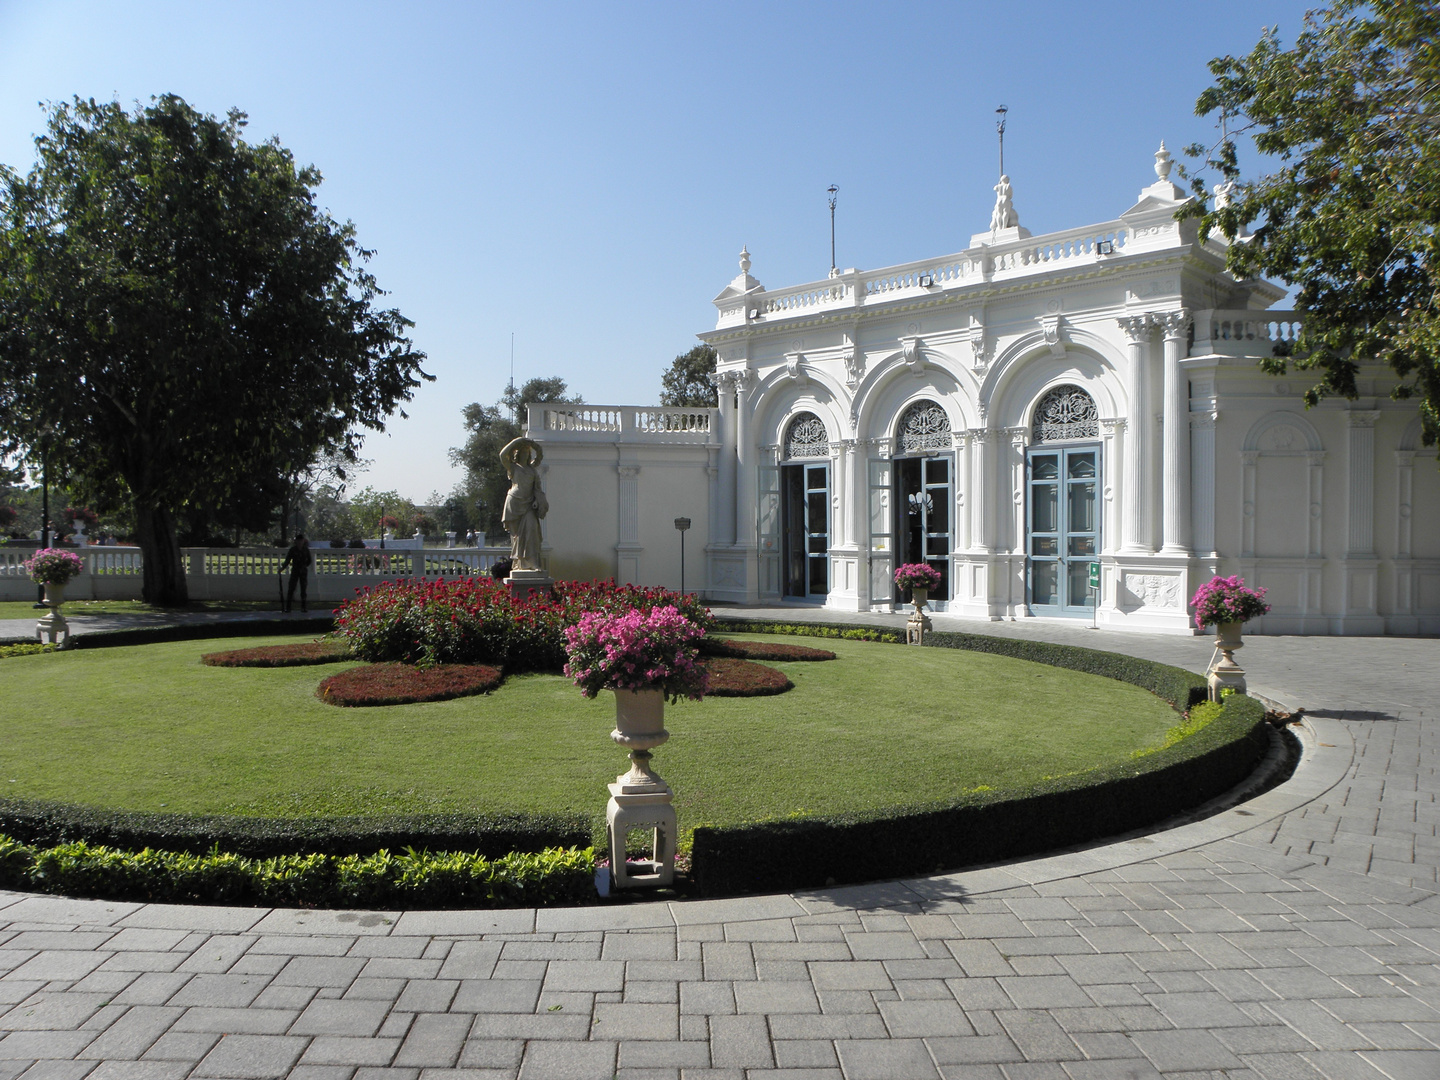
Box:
700 637 836 662
0 800 590 860
57 615 336 650
702 657 793 697
712 619 902 644
202 640 352 667
317 662 503 706
0 834 595 909
690 633 1253 897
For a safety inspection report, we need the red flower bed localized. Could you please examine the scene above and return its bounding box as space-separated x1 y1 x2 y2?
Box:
317 663 503 707
334 577 713 671
701 657 793 697
202 641 353 667
699 637 835 662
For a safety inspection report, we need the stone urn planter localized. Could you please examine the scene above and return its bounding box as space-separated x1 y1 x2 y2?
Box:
606 687 676 889
1214 620 1244 652
36 581 70 645
1207 621 1247 700
911 586 930 612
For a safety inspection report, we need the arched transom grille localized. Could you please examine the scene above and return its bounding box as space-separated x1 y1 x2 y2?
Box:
897 400 951 454
1032 385 1099 443
784 413 829 459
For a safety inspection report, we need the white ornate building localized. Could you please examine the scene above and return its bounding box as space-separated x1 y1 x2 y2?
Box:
531 146 1439 635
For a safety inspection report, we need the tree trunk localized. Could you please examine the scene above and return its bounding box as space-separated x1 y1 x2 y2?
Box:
135 502 188 606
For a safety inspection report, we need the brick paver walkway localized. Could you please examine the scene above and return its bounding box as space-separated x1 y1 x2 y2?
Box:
1 609 1436 1078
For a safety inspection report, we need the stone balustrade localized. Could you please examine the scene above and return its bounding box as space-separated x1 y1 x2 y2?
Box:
1192 309 1303 357
530 404 717 443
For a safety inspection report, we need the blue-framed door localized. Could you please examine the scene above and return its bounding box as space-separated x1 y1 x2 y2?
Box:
781 462 829 598
1027 445 1099 616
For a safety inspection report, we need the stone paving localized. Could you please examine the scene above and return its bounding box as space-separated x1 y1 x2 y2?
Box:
0 608 1436 1078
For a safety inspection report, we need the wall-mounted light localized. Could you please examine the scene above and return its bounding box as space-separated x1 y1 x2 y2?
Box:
1096 240 1116 256
918 273 935 288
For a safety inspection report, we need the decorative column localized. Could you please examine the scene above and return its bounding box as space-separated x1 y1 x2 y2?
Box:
1005 426 1029 618
1395 449 1416 624
615 465 642 585
1159 309 1192 555
1346 410 1381 555
970 428 996 553
733 369 754 548
843 438 862 549
711 371 738 546
1118 316 1152 553
1099 418 1124 555
1190 410 1219 557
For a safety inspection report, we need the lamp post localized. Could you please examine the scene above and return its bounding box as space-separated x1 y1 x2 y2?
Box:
34 428 53 608
996 105 1008 179
827 185 838 277
674 517 691 595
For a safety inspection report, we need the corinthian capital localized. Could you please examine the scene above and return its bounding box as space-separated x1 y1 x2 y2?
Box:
1158 309 1192 339
1117 315 1151 342
732 368 755 393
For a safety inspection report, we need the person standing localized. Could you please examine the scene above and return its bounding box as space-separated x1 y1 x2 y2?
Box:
280 533 313 613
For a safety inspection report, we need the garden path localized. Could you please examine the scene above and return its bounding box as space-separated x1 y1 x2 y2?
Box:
0 607 1436 1079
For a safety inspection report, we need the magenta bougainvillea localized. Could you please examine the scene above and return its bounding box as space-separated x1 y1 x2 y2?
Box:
1189 575 1271 629
563 605 708 702
893 563 942 591
24 547 85 585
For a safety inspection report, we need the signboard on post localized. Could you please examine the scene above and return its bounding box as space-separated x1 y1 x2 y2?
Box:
1087 561 1099 591
1087 561 1099 629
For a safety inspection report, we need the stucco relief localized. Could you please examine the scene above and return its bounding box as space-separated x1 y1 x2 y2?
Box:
1258 424 1307 454
1122 572 1181 610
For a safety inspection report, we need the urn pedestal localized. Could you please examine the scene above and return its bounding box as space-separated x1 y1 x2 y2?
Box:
1206 621 1247 701
605 688 677 889
905 586 933 645
35 581 70 646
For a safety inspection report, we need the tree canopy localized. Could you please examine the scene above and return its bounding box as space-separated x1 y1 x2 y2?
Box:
449 376 581 538
1182 0 1440 448
0 96 429 603
660 344 718 408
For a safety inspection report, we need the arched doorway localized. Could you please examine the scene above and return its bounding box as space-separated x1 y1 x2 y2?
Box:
780 413 830 599
888 400 953 604
1026 385 1100 616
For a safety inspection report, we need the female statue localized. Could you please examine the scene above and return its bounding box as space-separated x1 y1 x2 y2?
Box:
499 437 549 571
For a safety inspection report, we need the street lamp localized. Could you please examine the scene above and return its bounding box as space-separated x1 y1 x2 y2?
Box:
674 517 691 595
33 426 54 608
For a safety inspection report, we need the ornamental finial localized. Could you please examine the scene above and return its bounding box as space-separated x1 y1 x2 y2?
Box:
1154 140 1173 182
739 246 751 274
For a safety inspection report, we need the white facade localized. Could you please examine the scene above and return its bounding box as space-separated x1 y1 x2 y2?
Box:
533 147 1440 635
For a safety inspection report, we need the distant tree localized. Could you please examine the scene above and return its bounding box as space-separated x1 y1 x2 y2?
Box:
450 377 582 537
0 96 429 603
346 487 417 538
1181 0 1440 448
660 345 719 408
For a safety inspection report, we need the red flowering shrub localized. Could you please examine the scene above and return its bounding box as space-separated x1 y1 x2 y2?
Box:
334 577 713 672
202 641 352 667
698 638 835 662
317 663 503 707
701 658 793 696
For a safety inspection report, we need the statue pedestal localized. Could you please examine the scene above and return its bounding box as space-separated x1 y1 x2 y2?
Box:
504 568 554 602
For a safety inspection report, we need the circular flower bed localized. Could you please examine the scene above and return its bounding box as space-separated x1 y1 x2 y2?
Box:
699 637 835 662
317 663 503 707
701 657 793 697
202 641 353 667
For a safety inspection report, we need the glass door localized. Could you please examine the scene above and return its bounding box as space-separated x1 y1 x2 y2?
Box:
893 456 952 603
1027 445 1098 616
781 463 829 598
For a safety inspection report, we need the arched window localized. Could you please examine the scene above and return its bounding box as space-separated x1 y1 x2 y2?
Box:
784 412 829 459
1031 385 1098 443
896 399 952 454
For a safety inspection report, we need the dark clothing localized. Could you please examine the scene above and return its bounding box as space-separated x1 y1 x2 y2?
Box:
281 540 312 612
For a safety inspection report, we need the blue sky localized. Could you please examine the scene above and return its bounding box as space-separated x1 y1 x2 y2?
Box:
0 0 1314 501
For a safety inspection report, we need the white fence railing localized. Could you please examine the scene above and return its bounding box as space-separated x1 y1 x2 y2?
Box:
1192 309 1302 357
530 404 718 443
0 545 516 604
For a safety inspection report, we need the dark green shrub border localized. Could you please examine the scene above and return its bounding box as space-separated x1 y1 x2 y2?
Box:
0 800 591 860
0 616 335 652
0 835 595 909
690 630 1261 896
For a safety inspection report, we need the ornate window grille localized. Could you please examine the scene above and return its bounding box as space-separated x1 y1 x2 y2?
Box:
784 413 829 459
1032 385 1099 443
897 400 951 454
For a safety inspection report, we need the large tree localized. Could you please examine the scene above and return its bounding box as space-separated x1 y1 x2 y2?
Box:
450 377 581 538
659 344 718 408
1182 0 1440 448
0 96 429 603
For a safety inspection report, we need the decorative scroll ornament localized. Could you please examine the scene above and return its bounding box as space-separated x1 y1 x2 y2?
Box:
784 413 829 459
897 400 951 454
1032 385 1099 444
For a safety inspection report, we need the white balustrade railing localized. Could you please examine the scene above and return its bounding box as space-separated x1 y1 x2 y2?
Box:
1193 309 1302 356
762 280 850 314
990 222 1128 273
530 404 718 443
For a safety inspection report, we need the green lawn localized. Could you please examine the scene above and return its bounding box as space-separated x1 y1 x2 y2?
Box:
0 633 1186 835
0 599 301 621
